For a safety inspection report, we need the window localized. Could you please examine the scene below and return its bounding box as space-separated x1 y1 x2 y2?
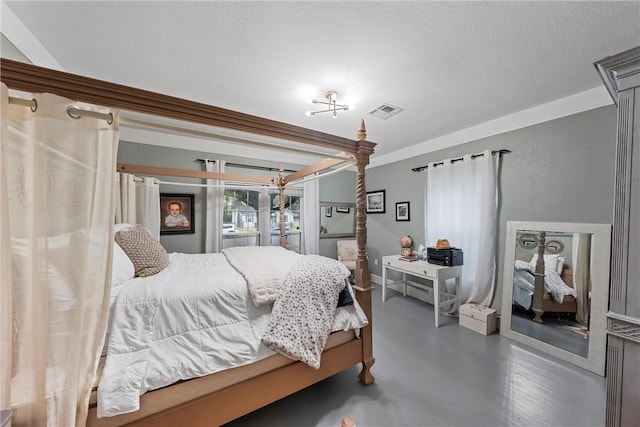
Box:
218 187 304 253
270 191 302 253
222 188 260 249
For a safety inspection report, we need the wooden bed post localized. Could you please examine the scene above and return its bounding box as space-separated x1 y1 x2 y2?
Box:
278 166 287 248
532 231 546 323
354 119 375 384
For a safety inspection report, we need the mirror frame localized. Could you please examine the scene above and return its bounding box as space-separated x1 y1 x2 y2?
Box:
500 221 611 375
319 201 356 239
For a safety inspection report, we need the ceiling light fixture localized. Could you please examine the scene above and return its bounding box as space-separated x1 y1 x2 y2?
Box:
305 90 349 118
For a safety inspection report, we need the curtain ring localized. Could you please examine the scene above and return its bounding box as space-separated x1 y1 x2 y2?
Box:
67 106 82 120
30 99 37 112
67 105 114 125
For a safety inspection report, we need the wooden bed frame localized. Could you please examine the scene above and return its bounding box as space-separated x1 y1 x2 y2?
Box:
530 231 577 323
1 58 376 426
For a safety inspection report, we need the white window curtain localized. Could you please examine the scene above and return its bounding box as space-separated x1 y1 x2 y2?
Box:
259 188 272 246
302 174 319 254
115 173 160 239
572 233 592 325
205 159 225 253
0 85 119 426
425 149 499 309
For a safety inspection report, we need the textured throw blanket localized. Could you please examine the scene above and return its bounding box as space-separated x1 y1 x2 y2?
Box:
262 255 351 369
223 246 302 306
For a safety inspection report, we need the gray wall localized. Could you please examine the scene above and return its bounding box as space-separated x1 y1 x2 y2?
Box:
117 141 355 257
319 171 357 259
365 105 617 311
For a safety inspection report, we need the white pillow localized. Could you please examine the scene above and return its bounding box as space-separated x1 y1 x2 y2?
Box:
530 254 559 273
114 223 134 233
111 241 135 286
556 256 565 274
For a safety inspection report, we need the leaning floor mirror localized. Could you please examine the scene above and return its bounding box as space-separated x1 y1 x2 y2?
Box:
500 221 611 375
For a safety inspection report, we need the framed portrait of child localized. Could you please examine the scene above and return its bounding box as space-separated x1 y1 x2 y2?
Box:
160 193 195 235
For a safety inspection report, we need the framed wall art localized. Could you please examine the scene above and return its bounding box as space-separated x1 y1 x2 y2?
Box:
160 193 195 235
366 190 385 214
396 201 410 221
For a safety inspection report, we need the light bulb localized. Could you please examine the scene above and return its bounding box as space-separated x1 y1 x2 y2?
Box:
305 111 312 117
332 110 338 118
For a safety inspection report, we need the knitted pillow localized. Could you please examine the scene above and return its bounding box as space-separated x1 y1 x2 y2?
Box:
115 224 169 277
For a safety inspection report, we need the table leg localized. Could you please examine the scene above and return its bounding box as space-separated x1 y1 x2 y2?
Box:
455 275 461 309
434 278 440 328
402 272 407 296
382 265 387 302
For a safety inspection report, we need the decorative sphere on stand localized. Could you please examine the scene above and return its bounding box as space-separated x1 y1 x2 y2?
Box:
399 235 413 256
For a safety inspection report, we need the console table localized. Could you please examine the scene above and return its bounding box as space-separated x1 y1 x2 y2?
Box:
382 255 462 327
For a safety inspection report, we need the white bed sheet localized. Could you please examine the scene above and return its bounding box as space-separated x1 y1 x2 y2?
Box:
97 252 367 418
512 260 577 309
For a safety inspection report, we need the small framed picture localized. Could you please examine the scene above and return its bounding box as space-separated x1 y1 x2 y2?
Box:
325 206 333 217
160 193 195 235
336 206 350 214
396 201 410 221
366 190 385 214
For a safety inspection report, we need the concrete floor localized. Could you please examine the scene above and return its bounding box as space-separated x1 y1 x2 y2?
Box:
224 286 606 427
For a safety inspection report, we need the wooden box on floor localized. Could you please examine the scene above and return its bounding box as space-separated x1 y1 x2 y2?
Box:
459 303 497 335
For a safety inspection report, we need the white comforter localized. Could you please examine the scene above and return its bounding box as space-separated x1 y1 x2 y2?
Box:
513 260 577 309
97 251 367 418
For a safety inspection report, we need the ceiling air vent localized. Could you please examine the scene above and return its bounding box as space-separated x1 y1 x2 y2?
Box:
367 103 404 120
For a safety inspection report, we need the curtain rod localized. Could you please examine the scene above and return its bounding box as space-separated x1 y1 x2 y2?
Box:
411 149 510 172
158 180 279 190
9 95 114 124
195 159 297 173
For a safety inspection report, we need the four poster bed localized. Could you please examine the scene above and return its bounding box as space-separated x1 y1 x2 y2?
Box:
1 58 376 426
513 231 577 323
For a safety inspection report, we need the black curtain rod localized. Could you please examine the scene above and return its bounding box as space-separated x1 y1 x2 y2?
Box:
195 159 297 173
411 149 511 172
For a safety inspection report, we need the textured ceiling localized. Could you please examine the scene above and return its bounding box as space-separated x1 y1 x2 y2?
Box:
3 1 640 166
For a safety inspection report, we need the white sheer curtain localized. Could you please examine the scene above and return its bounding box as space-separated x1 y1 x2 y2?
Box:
572 233 592 325
259 188 272 246
115 173 160 239
425 150 499 309
205 159 225 253
0 86 119 426
302 174 319 254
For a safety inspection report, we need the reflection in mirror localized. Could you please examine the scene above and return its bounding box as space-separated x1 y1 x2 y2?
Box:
500 221 611 375
545 239 564 254
517 233 539 249
319 202 356 239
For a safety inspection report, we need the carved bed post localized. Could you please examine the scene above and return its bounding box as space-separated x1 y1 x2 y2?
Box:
278 166 286 248
354 119 375 384
532 231 546 323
